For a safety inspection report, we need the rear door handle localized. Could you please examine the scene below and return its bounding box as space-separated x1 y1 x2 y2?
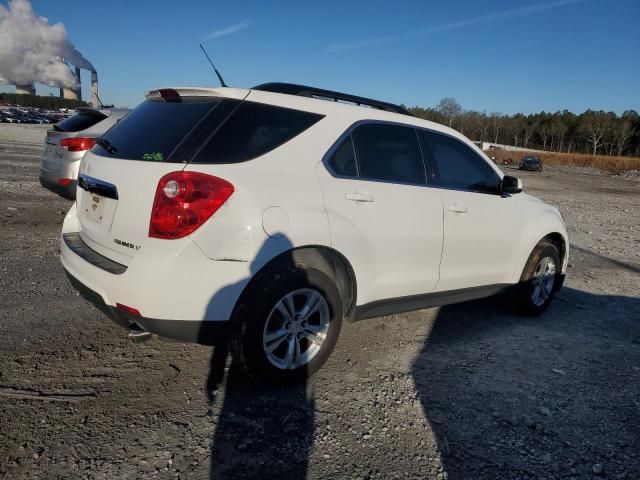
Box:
448 203 468 214
345 192 375 203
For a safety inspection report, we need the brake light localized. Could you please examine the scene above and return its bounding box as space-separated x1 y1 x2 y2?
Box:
60 137 96 152
149 171 234 239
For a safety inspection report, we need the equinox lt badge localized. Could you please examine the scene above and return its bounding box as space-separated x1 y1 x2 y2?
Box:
114 238 141 251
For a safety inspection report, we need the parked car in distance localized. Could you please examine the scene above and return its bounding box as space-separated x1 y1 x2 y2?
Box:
519 155 543 172
39 108 129 199
60 83 568 384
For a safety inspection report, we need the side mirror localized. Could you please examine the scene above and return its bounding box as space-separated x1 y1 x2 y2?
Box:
501 175 522 195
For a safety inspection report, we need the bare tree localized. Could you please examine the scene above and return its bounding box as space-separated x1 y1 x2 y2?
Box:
436 97 462 128
551 118 568 153
581 111 611 156
522 119 535 149
477 112 490 142
614 120 633 156
490 113 502 144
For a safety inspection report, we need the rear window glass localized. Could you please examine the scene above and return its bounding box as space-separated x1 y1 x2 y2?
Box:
92 97 222 161
55 112 106 132
353 124 426 185
328 135 358 177
191 102 324 164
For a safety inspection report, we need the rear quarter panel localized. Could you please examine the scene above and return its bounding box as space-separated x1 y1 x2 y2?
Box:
185 114 346 263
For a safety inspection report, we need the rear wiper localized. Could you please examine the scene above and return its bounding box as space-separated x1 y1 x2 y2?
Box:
95 137 117 155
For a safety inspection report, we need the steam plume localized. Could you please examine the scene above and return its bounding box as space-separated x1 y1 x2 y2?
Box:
0 0 95 88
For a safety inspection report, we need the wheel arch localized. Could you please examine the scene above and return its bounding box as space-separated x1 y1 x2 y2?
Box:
512 211 569 284
232 245 358 322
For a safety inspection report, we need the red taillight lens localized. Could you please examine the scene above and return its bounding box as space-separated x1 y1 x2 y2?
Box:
116 303 141 317
60 137 96 152
149 171 234 239
57 178 73 186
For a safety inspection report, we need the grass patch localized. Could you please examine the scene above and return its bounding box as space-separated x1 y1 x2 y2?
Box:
488 149 640 174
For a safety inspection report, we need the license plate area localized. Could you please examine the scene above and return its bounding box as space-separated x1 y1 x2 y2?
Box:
85 194 106 224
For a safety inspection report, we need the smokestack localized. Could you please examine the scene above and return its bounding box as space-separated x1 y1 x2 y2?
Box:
15 83 36 95
73 66 82 101
91 71 99 108
62 87 78 101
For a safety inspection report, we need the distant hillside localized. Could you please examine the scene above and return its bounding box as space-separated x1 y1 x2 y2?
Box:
0 93 88 110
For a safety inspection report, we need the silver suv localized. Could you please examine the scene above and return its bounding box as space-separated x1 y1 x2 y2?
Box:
39 108 128 199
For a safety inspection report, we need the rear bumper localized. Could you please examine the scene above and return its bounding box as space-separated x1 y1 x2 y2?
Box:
59 203 255 344
64 270 229 345
39 174 76 200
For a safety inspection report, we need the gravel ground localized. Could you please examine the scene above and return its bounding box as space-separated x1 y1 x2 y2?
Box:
0 124 639 480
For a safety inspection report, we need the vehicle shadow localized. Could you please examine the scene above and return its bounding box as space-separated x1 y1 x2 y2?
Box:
201 235 316 479
204 346 314 479
412 287 640 479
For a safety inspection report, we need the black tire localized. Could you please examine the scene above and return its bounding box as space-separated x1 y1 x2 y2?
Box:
230 264 343 385
512 240 561 316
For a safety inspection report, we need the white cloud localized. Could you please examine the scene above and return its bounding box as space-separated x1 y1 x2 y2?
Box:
327 0 587 51
205 19 250 41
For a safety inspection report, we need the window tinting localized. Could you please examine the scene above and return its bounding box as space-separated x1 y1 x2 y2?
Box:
424 132 499 193
92 97 220 161
192 102 324 164
328 135 357 177
352 124 425 184
55 111 107 132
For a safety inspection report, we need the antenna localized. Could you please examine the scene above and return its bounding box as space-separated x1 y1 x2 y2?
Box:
199 44 228 88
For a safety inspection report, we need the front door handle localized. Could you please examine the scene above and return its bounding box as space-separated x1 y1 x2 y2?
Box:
346 192 375 203
448 203 469 214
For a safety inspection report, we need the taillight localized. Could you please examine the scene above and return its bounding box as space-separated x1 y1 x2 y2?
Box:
149 171 234 239
57 178 73 186
60 137 96 152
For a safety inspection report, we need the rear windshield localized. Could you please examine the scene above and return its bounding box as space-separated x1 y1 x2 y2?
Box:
92 97 221 161
92 97 324 163
55 111 107 132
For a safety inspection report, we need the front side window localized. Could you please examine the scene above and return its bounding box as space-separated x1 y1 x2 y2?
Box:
423 132 499 193
352 124 426 185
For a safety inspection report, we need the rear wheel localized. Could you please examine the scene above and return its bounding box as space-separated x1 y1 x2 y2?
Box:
230 265 343 384
512 241 560 315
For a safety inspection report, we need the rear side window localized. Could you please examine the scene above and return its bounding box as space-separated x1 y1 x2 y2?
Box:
192 102 324 164
328 135 357 177
55 111 106 132
423 131 499 193
352 124 426 185
93 97 222 161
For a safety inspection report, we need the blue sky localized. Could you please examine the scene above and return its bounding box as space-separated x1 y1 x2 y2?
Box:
4 0 639 114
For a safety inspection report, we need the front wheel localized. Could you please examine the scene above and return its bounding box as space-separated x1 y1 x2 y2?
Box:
512 241 561 315
230 266 343 384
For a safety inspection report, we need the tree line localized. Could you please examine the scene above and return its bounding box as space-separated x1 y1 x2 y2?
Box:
0 93 88 110
406 98 640 157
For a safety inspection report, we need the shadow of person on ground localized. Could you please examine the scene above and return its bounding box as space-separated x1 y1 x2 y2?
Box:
412 287 640 479
201 235 316 479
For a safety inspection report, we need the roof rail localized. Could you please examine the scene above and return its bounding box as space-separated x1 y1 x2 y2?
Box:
252 82 413 117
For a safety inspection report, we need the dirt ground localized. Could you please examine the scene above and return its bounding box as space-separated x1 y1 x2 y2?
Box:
0 124 639 480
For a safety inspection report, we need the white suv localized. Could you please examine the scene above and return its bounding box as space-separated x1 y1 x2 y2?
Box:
60 83 568 383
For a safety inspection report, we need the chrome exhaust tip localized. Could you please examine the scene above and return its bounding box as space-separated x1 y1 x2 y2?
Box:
127 327 152 343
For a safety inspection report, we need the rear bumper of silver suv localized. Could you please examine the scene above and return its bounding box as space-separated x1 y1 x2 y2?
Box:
39 174 76 200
